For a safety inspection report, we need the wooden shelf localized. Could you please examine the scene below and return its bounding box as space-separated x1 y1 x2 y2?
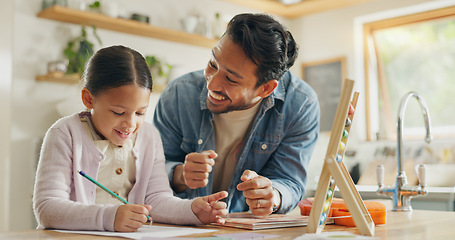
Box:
37 5 218 48
35 72 81 84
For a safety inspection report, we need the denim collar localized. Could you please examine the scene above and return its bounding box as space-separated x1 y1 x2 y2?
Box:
200 84 209 111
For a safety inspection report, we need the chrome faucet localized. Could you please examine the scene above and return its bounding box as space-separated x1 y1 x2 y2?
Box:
377 91 432 211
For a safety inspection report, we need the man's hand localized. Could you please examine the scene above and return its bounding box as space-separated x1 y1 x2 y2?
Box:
192 191 228 224
114 204 151 232
236 170 280 216
172 150 217 191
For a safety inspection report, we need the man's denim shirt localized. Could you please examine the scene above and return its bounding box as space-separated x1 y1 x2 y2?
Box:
153 70 320 214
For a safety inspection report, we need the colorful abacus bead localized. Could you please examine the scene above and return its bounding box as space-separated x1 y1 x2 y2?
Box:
323 200 331 212
342 129 348 138
319 212 327 225
336 154 342 162
345 117 352 127
326 188 333 200
348 104 355 115
339 142 346 152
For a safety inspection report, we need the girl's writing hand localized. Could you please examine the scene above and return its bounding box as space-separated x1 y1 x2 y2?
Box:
192 191 228 224
114 204 151 232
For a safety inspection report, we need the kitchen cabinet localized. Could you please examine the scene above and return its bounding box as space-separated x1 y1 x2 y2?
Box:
36 5 218 84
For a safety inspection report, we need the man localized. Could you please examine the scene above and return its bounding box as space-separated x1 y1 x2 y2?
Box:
153 13 320 216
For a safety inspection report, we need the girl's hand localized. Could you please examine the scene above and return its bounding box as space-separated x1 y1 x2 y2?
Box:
191 191 228 224
114 204 151 232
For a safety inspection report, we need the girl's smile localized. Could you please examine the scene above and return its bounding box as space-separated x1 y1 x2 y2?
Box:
114 129 132 139
82 84 151 146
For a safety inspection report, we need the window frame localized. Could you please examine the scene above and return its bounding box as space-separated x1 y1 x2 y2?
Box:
361 4 455 141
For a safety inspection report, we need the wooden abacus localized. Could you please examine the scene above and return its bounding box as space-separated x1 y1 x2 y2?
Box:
306 78 375 236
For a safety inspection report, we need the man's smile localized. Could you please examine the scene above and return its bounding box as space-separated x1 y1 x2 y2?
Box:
208 90 227 101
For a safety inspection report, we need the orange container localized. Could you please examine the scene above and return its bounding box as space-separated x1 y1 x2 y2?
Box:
298 197 386 227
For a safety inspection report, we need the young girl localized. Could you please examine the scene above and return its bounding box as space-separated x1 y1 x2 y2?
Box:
33 45 228 232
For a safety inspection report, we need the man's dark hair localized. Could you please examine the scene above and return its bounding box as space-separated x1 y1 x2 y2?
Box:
224 13 299 87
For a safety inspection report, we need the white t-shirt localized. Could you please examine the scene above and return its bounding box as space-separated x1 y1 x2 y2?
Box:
212 100 262 193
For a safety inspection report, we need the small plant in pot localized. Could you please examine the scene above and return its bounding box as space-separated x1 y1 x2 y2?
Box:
64 25 102 76
145 55 172 92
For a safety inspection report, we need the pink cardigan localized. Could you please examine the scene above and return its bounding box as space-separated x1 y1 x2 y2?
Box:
33 112 200 231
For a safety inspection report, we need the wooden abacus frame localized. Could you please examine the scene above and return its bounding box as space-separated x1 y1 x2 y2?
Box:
306 78 375 236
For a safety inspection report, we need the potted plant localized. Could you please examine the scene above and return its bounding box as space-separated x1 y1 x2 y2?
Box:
145 55 172 92
63 25 102 76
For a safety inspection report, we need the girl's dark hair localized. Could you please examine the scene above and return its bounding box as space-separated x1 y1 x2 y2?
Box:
224 13 298 87
83 45 152 96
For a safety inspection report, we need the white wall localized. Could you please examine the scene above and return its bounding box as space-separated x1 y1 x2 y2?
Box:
0 0 14 232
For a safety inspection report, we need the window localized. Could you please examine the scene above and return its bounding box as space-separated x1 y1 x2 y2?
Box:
363 5 455 141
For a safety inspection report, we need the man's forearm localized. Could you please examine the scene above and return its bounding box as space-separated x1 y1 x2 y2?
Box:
172 164 188 193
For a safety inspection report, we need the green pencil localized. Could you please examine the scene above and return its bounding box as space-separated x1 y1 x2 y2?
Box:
78 170 151 222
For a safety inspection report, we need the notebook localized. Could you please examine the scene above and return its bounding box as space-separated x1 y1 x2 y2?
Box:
217 212 312 230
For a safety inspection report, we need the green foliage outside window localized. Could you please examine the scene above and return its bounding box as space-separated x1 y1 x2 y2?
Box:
373 18 455 139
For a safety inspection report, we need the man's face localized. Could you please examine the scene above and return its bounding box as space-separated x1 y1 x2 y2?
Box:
204 36 266 114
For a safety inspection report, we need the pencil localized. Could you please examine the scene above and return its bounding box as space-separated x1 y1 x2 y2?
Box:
78 170 151 222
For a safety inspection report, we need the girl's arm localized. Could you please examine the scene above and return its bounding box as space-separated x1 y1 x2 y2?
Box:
33 125 118 231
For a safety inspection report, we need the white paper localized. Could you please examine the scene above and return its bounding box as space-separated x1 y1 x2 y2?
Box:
54 225 217 239
294 231 378 240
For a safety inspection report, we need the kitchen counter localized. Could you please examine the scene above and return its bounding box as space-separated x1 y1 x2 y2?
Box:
324 210 455 239
1 210 454 239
